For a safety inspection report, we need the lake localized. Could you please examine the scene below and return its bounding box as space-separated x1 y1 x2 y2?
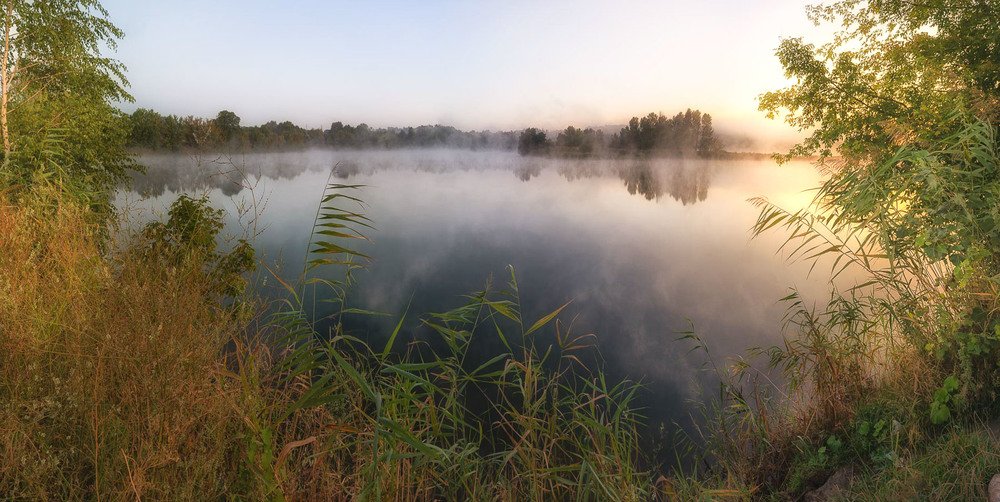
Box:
122 149 833 465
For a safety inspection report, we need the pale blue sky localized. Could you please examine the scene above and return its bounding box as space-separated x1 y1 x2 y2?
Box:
103 0 821 143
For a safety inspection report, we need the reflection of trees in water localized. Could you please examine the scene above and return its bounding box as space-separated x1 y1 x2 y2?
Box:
671 165 710 205
129 153 333 197
621 164 663 201
514 163 541 181
128 151 506 196
556 161 602 182
556 160 713 205
129 156 249 197
332 161 361 179
129 152 713 206
618 163 710 205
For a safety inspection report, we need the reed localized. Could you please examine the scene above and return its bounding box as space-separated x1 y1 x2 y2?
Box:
260 181 654 500
0 175 655 500
666 115 1000 499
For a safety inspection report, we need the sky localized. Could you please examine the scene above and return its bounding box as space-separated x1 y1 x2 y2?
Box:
101 0 827 148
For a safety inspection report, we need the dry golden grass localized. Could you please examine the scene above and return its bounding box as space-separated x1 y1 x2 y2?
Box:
0 193 262 499
0 192 654 501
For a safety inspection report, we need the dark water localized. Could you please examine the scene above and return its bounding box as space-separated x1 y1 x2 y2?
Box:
121 149 832 465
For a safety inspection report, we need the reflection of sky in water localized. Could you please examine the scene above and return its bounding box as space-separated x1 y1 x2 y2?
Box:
121 149 837 464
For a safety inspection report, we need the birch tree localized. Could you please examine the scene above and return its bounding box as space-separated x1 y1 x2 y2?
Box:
0 0 133 197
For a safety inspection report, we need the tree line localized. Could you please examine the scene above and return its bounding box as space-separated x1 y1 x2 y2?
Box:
518 109 723 157
129 107 726 157
612 109 720 155
127 108 519 151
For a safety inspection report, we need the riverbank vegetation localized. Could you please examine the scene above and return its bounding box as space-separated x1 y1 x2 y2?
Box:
667 0 1000 499
0 185 652 499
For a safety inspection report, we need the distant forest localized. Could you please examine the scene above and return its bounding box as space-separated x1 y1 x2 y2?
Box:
126 108 724 157
518 109 721 157
126 109 519 151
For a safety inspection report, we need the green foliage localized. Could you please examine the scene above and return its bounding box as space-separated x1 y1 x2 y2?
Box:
848 405 901 464
746 96 1000 498
610 109 721 156
752 115 1000 420
554 125 606 156
930 375 961 425
301 181 373 304
137 194 255 300
0 0 136 210
125 107 729 157
517 127 550 156
126 109 523 151
696 113 721 157
128 108 164 148
316 271 648 500
759 0 1000 163
681 0 1000 497
811 0 1000 101
214 109 242 141
847 428 1000 500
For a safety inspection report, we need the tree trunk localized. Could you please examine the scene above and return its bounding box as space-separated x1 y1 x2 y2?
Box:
1 2 13 162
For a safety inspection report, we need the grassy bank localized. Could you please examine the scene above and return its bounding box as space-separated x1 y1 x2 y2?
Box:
664 116 1000 500
0 183 654 500
0 187 268 498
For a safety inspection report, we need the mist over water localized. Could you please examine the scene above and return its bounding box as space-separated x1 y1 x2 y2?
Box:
122 149 833 463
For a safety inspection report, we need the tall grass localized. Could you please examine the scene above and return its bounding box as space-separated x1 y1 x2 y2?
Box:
666 115 1000 499
1 171 655 499
260 181 653 500
0 186 261 499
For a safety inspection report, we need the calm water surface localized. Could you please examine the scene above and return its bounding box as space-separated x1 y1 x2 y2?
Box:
122 149 833 462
